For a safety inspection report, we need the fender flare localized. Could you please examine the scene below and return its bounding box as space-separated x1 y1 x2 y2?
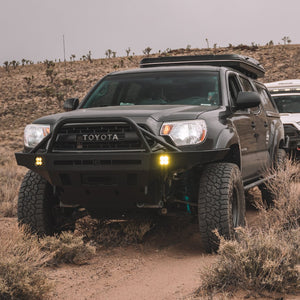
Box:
215 127 242 169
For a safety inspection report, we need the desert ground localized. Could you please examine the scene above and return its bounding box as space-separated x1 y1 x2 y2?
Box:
1 209 261 300
0 44 299 299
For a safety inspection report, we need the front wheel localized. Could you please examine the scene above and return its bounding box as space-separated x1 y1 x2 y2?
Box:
198 163 245 252
18 170 74 236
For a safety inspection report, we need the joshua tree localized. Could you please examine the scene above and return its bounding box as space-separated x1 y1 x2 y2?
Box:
3 61 10 72
125 47 131 56
44 60 57 83
24 75 34 93
44 60 55 69
70 54 76 62
46 68 57 83
87 51 92 63
11 60 19 69
112 51 117 58
213 44 217 55
282 36 292 45
205 38 210 48
105 49 112 58
143 47 152 56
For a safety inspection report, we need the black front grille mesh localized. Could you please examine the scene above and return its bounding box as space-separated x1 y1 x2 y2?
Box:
52 123 154 151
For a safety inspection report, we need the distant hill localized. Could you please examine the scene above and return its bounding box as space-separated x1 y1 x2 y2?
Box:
1 44 300 150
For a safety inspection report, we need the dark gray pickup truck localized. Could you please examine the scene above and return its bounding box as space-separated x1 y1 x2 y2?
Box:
16 55 285 252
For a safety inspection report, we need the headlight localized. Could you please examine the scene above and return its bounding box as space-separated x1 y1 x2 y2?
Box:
24 124 50 148
160 120 207 146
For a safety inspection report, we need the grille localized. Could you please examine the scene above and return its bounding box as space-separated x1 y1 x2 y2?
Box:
52 122 155 151
284 124 300 138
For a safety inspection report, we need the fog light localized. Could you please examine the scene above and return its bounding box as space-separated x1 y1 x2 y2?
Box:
159 155 169 166
35 156 43 166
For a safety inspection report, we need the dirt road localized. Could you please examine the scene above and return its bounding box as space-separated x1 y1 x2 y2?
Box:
47 221 215 300
1 209 259 300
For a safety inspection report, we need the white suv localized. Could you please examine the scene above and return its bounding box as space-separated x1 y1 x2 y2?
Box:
265 79 300 159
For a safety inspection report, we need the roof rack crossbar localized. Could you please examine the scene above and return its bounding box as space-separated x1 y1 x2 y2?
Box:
140 54 265 79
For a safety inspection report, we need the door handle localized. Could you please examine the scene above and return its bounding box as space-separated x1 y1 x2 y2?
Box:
264 122 268 128
251 122 256 128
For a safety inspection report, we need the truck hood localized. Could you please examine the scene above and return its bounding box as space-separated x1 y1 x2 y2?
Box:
280 113 300 124
33 105 218 125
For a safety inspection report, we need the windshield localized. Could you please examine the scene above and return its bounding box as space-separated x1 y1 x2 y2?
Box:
82 71 220 108
272 94 300 113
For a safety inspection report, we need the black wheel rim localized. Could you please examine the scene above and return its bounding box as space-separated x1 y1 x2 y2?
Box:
232 187 239 227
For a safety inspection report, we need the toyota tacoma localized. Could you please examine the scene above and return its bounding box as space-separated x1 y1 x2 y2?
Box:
15 55 285 252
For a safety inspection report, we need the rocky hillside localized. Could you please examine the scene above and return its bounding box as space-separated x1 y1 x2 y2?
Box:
1 44 300 151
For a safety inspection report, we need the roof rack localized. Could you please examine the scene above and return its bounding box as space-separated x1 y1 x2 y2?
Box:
140 54 265 79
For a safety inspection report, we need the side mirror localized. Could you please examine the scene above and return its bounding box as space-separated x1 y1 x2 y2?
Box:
236 91 261 109
63 98 79 111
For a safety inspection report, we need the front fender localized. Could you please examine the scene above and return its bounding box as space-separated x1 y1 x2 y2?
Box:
215 127 240 150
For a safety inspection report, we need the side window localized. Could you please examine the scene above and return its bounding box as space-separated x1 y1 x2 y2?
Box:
239 76 261 113
228 74 242 106
239 76 254 91
255 83 278 113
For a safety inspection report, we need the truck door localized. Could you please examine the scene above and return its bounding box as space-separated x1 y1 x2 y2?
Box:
238 76 271 174
228 73 259 180
255 83 279 167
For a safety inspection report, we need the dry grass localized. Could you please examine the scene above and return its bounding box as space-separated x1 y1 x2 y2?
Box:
0 223 96 299
40 231 96 265
256 159 300 230
0 225 51 300
198 160 300 297
76 216 153 246
0 152 26 217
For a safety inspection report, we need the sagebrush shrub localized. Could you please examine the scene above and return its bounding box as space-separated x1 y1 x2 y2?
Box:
198 160 300 295
0 154 26 217
0 226 51 299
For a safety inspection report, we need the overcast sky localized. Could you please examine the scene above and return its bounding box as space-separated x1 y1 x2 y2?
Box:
0 0 299 63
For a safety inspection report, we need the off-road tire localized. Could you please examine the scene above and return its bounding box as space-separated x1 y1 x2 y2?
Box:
275 148 287 169
18 170 58 235
259 148 287 206
198 163 245 253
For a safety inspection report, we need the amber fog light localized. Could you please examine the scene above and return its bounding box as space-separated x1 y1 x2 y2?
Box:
35 156 43 166
159 155 169 166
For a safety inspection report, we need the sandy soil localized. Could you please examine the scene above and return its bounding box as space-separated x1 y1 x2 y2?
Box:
2 208 299 300
47 224 214 300
0 211 259 300
45 209 260 300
